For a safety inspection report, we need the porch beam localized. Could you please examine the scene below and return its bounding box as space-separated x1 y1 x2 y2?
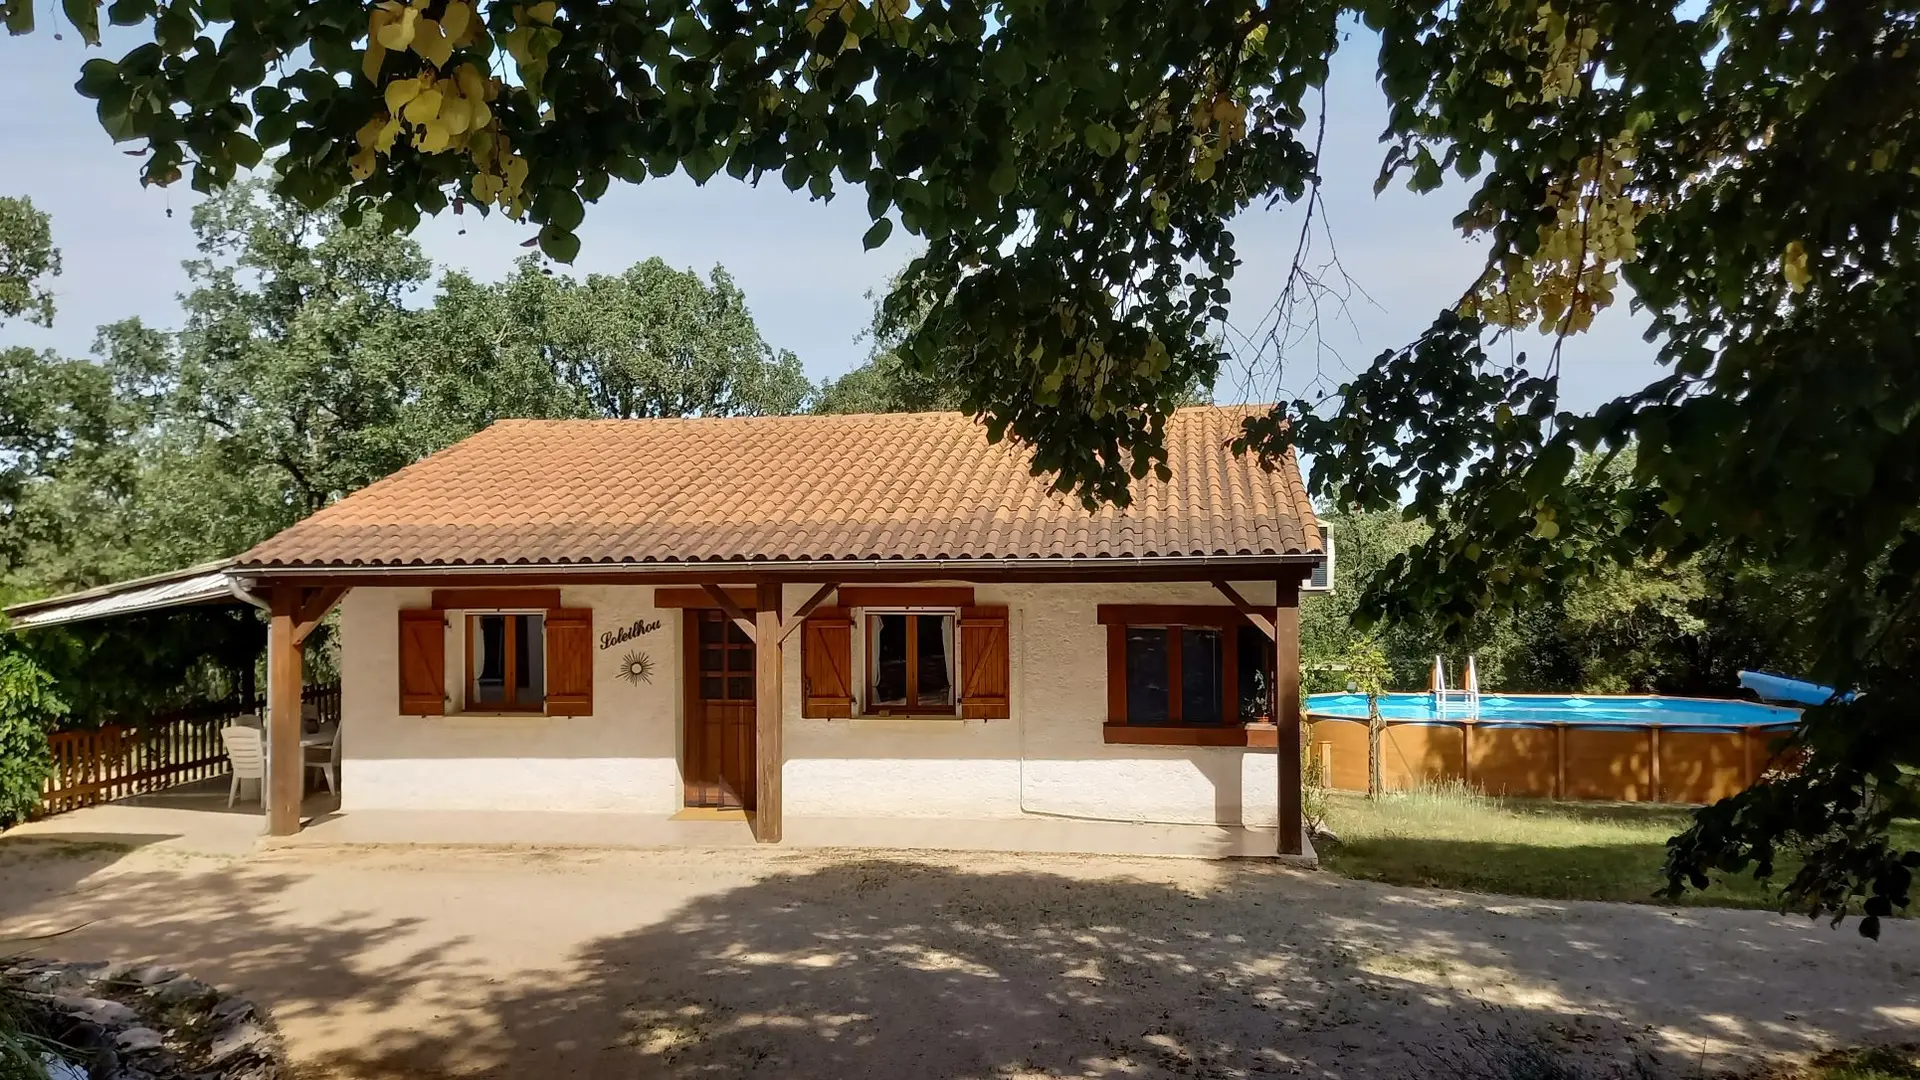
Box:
291 585 349 646
654 586 756 610
267 585 306 837
700 583 758 643
1209 580 1276 640
775 583 839 646
1274 574 1305 856
754 581 784 843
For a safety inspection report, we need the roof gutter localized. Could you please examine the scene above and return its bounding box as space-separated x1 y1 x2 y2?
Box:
226 551 1323 582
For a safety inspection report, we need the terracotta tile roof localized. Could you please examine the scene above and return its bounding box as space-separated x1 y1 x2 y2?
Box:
233 407 1322 569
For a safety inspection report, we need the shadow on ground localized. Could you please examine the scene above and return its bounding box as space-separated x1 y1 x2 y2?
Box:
0 842 1913 1079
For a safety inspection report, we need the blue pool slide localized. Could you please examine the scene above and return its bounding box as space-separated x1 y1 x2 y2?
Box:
1737 670 1846 707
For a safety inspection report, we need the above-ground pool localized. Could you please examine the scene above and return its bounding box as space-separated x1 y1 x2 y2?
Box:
1304 691 1801 731
1301 692 1803 804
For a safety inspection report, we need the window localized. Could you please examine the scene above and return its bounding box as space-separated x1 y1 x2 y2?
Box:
864 611 957 714
1098 605 1283 745
467 612 545 711
1236 625 1274 721
1120 626 1226 726
696 609 755 702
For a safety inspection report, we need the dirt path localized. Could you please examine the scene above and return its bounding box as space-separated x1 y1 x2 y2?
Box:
1 836 1913 1079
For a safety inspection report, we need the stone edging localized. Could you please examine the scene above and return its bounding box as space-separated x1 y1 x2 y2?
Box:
2 958 284 1080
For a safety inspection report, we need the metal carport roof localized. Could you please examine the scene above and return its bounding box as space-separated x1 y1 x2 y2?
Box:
2 559 247 630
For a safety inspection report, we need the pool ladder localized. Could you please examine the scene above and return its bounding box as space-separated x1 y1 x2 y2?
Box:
1431 655 1482 720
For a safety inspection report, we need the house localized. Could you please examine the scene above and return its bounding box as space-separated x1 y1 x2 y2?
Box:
33 407 1329 853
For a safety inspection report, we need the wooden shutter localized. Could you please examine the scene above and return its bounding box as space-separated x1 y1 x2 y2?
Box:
801 607 855 718
959 605 1011 719
398 609 446 716
545 607 594 717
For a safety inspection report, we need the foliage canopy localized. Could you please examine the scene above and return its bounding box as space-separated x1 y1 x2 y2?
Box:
6 0 1918 928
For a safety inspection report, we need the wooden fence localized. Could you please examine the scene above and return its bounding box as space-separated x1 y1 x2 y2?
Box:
38 682 342 817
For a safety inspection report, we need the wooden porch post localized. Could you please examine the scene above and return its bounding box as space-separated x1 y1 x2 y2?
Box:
754 581 784 843
267 585 304 837
1275 576 1304 856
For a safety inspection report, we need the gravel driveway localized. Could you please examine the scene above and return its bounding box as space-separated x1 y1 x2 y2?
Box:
0 837 1913 1079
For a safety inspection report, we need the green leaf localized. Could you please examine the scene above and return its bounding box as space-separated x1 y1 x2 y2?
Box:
75 57 119 98
96 85 138 141
60 0 99 40
250 84 289 115
538 225 581 263
861 217 892 250
4 0 34 34
226 131 262 169
683 146 723 184
255 108 295 148
154 0 193 52
105 0 151 23
1083 122 1121 156
544 188 585 232
988 160 1017 197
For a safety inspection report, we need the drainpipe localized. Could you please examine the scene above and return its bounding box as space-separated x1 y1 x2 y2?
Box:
227 577 270 612
227 578 271 708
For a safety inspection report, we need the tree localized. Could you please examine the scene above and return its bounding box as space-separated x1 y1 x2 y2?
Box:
14 0 1917 925
814 278 966 415
0 342 152 593
1303 498 1826 700
0 199 147 593
521 257 810 419
0 631 66 827
165 180 433 533
816 269 1211 415
3 190 812 598
0 195 59 329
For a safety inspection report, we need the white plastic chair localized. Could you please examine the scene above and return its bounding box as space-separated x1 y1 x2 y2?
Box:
305 727 340 795
220 725 265 808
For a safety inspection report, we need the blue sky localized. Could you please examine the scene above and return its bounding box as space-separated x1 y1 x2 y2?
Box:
0 25 1663 412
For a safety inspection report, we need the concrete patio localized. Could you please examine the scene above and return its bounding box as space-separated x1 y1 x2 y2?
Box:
5 778 341 857
0 824 1913 1079
7 777 1311 862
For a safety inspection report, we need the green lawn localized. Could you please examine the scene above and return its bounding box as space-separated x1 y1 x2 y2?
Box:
1315 785 1920 913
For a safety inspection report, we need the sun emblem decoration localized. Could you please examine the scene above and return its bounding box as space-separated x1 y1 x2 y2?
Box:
617 650 655 686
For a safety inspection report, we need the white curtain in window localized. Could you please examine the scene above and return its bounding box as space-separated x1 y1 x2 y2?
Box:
868 614 885 701
475 617 495 678
940 615 956 701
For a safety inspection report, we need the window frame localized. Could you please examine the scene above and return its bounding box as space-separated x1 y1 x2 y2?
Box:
1099 606 1278 746
462 609 548 714
858 606 961 717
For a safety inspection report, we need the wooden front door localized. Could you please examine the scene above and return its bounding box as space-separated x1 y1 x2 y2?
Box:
683 609 757 809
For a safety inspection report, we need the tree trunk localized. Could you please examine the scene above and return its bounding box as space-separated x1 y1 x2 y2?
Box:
1367 693 1384 799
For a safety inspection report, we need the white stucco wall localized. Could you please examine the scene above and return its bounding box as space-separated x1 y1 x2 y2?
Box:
339 585 682 813
339 579 1284 825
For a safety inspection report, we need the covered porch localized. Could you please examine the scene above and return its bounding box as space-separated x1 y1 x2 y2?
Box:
9 563 1316 856
241 564 1315 853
